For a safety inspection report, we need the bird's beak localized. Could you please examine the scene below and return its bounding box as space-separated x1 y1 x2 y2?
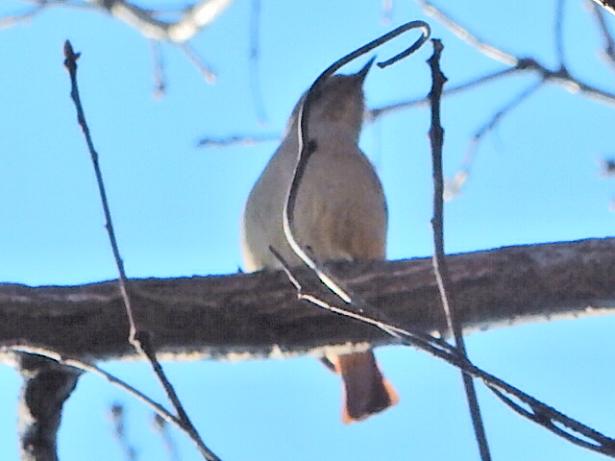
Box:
355 56 376 83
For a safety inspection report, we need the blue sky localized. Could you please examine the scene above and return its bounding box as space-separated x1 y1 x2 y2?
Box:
0 1 614 460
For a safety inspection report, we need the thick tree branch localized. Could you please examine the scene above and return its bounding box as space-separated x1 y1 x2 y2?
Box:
0 238 613 363
18 355 80 461
593 0 615 16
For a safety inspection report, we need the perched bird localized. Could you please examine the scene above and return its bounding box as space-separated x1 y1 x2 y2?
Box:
241 59 398 423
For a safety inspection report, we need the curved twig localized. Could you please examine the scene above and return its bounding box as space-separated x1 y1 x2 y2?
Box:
272 252 615 458
282 20 431 303
5 343 183 430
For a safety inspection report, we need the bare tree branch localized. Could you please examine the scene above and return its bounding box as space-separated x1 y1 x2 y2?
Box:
2 1 227 89
593 0 615 16
2 0 231 41
197 133 279 148
178 41 216 83
368 67 522 120
7 343 201 443
152 414 180 461
271 242 615 457
199 68 523 145
150 40 167 98
0 3 45 29
109 403 138 461
17 354 80 461
426 38 491 460
589 0 615 70
249 0 267 122
555 0 567 69
0 1 94 30
0 238 613 363
418 0 518 65
95 0 232 42
444 80 544 200
418 0 615 106
63 40 220 461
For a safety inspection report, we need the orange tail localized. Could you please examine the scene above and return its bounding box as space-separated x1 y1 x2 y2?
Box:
332 351 399 423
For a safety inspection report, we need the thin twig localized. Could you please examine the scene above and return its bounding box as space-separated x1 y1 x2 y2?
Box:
199 68 518 148
427 38 491 461
110 403 138 461
99 0 232 42
199 67 521 147
249 0 267 122
601 157 615 176
63 40 220 461
178 41 216 83
272 19 615 456
62 41 137 341
418 0 615 106
271 250 615 458
6 343 183 429
151 40 167 98
0 0 93 29
555 0 567 69
589 0 615 70
368 67 522 119
418 0 518 66
196 133 279 148
444 79 544 200
0 3 44 29
152 414 180 461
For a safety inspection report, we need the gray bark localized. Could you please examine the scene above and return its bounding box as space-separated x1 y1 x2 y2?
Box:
18 355 80 461
1 238 613 363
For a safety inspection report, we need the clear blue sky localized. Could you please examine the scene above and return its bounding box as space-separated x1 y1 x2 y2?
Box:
0 1 614 460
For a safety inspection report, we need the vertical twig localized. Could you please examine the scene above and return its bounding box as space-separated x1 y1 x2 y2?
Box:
555 0 567 69
109 403 138 461
150 40 166 98
62 40 221 461
62 41 138 341
427 38 492 461
249 0 267 122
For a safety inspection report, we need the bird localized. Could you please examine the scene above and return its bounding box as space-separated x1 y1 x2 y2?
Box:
240 58 398 423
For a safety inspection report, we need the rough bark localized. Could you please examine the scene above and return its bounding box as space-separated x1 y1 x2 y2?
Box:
593 0 615 16
18 355 80 461
0 238 613 363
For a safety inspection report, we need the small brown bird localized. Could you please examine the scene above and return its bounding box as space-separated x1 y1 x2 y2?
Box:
241 59 398 422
